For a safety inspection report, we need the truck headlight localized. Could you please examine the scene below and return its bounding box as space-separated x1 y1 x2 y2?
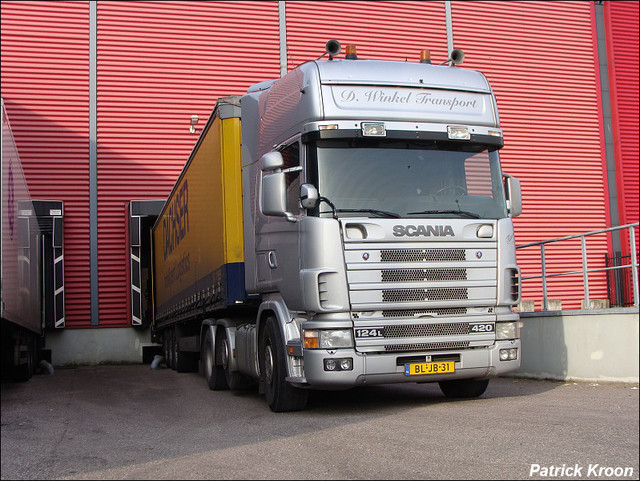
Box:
304 329 353 349
324 358 353 371
499 348 518 361
496 321 519 340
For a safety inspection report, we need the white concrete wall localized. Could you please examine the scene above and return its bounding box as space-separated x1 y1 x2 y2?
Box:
46 327 155 366
45 309 640 384
517 308 639 383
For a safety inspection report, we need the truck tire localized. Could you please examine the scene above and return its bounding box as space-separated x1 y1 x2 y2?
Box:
260 317 308 412
221 331 252 390
203 329 228 390
438 378 489 398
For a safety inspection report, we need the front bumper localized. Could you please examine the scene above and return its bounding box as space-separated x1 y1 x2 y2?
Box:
295 338 520 389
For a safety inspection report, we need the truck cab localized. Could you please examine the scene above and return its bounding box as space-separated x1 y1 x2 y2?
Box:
240 45 522 408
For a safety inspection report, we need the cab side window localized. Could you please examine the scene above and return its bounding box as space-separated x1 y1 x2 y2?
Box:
280 142 301 215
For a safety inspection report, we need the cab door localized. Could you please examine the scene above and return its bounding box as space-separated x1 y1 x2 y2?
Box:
256 141 303 305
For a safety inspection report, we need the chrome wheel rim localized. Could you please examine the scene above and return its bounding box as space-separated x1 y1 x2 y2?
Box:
264 344 274 386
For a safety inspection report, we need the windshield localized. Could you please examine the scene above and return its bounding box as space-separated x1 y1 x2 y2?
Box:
308 138 508 219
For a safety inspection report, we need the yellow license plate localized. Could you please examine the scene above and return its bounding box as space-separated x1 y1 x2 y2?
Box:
404 361 455 376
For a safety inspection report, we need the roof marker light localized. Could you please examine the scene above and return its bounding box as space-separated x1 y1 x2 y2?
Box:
345 44 358 60
420 50 432 64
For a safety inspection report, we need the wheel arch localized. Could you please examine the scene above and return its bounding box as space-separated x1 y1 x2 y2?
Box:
255 295 302 379
254 296 295 356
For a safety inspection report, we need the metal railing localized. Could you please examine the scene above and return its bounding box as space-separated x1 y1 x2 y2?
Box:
605 251 639 307
516 223 639 310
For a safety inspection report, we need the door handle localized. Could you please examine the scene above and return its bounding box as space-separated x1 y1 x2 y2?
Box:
268 251 277 269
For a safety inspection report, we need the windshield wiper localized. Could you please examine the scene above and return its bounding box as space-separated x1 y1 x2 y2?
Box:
406 209 481 219
335 208 401 218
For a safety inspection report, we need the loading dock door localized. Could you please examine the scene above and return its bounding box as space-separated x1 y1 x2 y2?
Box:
129 200 164 327
19 200 65 329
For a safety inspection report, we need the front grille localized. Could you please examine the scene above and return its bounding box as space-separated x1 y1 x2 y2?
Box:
384 323 470 338
382 307 468 317
381 268 467 282
382 288 468 302
384 341 470 352
380 248 466 262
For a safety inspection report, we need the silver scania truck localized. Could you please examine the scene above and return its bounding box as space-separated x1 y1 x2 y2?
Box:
151 41 523 412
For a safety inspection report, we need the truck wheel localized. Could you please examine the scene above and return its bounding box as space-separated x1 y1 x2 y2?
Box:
203 329 228 390
438 378 489 398
220 331 253 390
260 317 308 412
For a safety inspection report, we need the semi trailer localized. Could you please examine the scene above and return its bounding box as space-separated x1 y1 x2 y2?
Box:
151 41 523 411
1 98 64 381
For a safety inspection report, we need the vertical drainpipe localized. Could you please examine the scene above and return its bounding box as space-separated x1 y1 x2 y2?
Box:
594 1 621 253
279 1 288 77
89 1 99 325
445 1 454 56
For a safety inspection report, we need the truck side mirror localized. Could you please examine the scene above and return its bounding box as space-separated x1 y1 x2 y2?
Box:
260 151 284 172
300 184 319 209
260 152 296 221
262 172 287 216
260 151 286 215
503 174 522 217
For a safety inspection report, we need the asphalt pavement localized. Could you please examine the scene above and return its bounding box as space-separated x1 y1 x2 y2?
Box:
1 364 638 480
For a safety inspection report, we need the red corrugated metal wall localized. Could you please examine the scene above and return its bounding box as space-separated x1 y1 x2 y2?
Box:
2 0 632 324
449 1 609 309
605 1 639 243
286 1 611 309
96 1 280 326
284 1 449 67
1 1 91 327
